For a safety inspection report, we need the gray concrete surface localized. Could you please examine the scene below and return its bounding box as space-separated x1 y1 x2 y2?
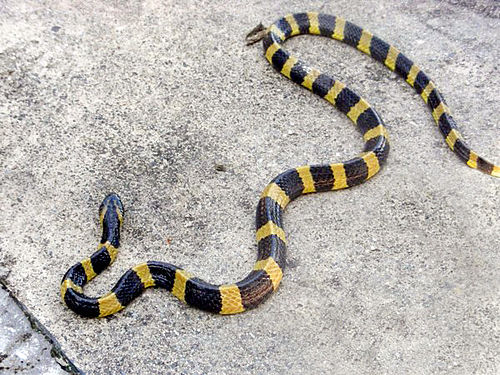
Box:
0 282 81 374
1 0 499 374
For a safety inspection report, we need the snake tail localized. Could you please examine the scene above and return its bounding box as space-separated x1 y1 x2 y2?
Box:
262 12 498 176
62 11 498 318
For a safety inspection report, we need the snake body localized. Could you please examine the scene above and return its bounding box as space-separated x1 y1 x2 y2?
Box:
61 12 499 318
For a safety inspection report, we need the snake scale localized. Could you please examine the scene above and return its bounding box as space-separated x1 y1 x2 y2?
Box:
61 12 499 318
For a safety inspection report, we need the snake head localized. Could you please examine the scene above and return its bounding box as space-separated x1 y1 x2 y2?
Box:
98 193 124 246
99 193 124 227
245 22 268 45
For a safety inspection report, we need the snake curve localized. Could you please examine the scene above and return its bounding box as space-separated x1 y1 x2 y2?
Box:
61 12 499 318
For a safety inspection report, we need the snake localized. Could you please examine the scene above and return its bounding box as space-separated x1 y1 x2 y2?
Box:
61 12 499 318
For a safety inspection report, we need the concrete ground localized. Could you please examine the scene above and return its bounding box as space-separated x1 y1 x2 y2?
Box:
0 282 80 374
1 0 498 374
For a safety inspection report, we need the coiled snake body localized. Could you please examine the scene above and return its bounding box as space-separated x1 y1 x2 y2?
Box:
61 12 499 318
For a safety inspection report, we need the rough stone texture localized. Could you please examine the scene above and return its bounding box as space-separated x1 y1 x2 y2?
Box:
0 284 80 374
0 0 498 374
